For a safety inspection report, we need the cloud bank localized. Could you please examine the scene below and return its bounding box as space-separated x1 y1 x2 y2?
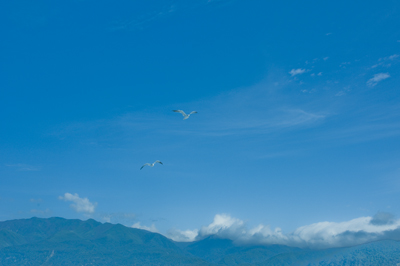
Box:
166 213 400 249
59 193 97 214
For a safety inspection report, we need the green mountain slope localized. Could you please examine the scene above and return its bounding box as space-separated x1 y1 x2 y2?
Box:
184 235 300 265
258 240 400 266
0 229 27 248
0 217 210 266
1 217 400 266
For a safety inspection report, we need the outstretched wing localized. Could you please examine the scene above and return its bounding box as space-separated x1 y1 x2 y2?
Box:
173 110 187 117
140 163 151 170
189 111 198 115
154 160 163 165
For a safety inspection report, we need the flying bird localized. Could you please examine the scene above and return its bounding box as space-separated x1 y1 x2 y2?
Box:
173 110 198 120
140 160 163 170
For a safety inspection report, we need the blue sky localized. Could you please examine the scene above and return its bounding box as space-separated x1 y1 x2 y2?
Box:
1 0 400 248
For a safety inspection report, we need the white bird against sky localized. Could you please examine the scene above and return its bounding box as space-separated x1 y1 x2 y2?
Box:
173 110 198 120
140 160 163 170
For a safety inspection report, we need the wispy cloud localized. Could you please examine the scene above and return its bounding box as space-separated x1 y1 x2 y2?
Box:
50 78 328 141
59 193 97 214
166 213 400 249
207 0 236 4
387 54 399 60
49 66 400 150
132 222 158 233
322 120 400 144
107 0 235 32
335 86 351 97
108 3 177 31
99 212 136 224
340 62 351 68
289 68 307 76
30 198 43 204
371 54 399 68
5 163 40 171
30 208 51 216
367 73 390 87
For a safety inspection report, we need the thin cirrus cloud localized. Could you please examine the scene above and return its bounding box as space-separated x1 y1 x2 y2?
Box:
166 213 400 249
108 4 176 31
367 73 390 87
30 209 51 215
387 54 399 60
5 163 40 171
59 193 97 214
371 54 399 68
107 0 233 32
168 77 327 135
50 78 327 140
49 64 398 148
132 222 159 233
99 212 137 224
29 198 43 203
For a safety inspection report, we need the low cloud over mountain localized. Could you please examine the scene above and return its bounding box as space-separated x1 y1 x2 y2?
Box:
167 213 400 249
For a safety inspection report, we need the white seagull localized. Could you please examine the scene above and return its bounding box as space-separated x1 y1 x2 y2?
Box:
140 160 163 170
173 110 198 120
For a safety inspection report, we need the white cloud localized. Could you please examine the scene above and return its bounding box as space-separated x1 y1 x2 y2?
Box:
132 222 158 233
59 193 97 214
367 73 390 87
198 214 244 237
289 68 306 76
167 214 244 242
166 213 400 249
288 214 400 248
167 228 199 242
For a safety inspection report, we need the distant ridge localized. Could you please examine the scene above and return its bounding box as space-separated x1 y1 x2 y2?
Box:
1 217 400 265
0 217 207 265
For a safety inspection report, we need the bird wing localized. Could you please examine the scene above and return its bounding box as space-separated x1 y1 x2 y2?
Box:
189 111 198 115
154 160 163 165
140 163 151 170
173 110 187 116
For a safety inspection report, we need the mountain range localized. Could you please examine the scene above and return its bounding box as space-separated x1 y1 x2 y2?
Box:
1 217 400 265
